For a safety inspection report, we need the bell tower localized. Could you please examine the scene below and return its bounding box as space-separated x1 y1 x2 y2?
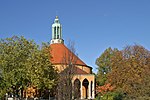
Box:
51 16 64 44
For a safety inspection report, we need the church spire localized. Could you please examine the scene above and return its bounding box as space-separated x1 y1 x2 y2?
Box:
51 16 64 44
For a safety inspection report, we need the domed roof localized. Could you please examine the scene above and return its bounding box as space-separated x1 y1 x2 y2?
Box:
50 43 87 66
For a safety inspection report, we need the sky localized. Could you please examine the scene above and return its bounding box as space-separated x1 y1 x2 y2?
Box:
0 0 150 73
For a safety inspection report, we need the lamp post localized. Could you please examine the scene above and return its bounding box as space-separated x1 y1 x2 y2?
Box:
49 90 50 100
5 93 8 100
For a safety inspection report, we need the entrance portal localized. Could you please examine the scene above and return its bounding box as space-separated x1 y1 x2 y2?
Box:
82 79 89 99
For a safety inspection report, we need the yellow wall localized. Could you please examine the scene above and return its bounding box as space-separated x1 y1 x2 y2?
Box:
53 64 92 74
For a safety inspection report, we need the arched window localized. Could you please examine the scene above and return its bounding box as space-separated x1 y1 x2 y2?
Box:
57 27 59 39
54 27 56 39
74 79 80 99
82 79 89 99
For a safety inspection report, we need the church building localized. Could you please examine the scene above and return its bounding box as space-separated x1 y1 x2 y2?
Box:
50 16 95 99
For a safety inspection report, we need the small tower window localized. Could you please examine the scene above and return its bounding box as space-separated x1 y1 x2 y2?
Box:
54 27 56 39
57 27 59 39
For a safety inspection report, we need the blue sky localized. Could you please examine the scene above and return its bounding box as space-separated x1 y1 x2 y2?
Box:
0 0 150 73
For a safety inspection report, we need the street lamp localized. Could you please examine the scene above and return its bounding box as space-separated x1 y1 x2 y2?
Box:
49 90 50 100
5 93 8 100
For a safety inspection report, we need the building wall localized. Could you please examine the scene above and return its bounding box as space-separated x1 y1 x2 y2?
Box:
53 64 95 99
72 74 95 99
52 64 91 74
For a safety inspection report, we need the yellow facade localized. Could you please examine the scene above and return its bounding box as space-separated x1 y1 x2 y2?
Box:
53 64 95 99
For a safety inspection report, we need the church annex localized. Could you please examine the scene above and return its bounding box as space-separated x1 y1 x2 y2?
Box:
50 16 95 99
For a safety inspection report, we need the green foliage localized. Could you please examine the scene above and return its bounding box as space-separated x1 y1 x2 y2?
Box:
96 47 113 74
96 92 123 100
96 47 118 86
96 75 107 86
102 92 123 100
0 36 57 97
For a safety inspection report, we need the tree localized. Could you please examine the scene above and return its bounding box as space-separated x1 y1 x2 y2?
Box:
96 45 150 99
0 36 57 98
107 45 150 99
96 47 118 86
96 48 119 99
56 41 78 100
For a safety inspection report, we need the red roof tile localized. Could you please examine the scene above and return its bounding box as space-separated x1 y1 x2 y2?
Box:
50 43 87 66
